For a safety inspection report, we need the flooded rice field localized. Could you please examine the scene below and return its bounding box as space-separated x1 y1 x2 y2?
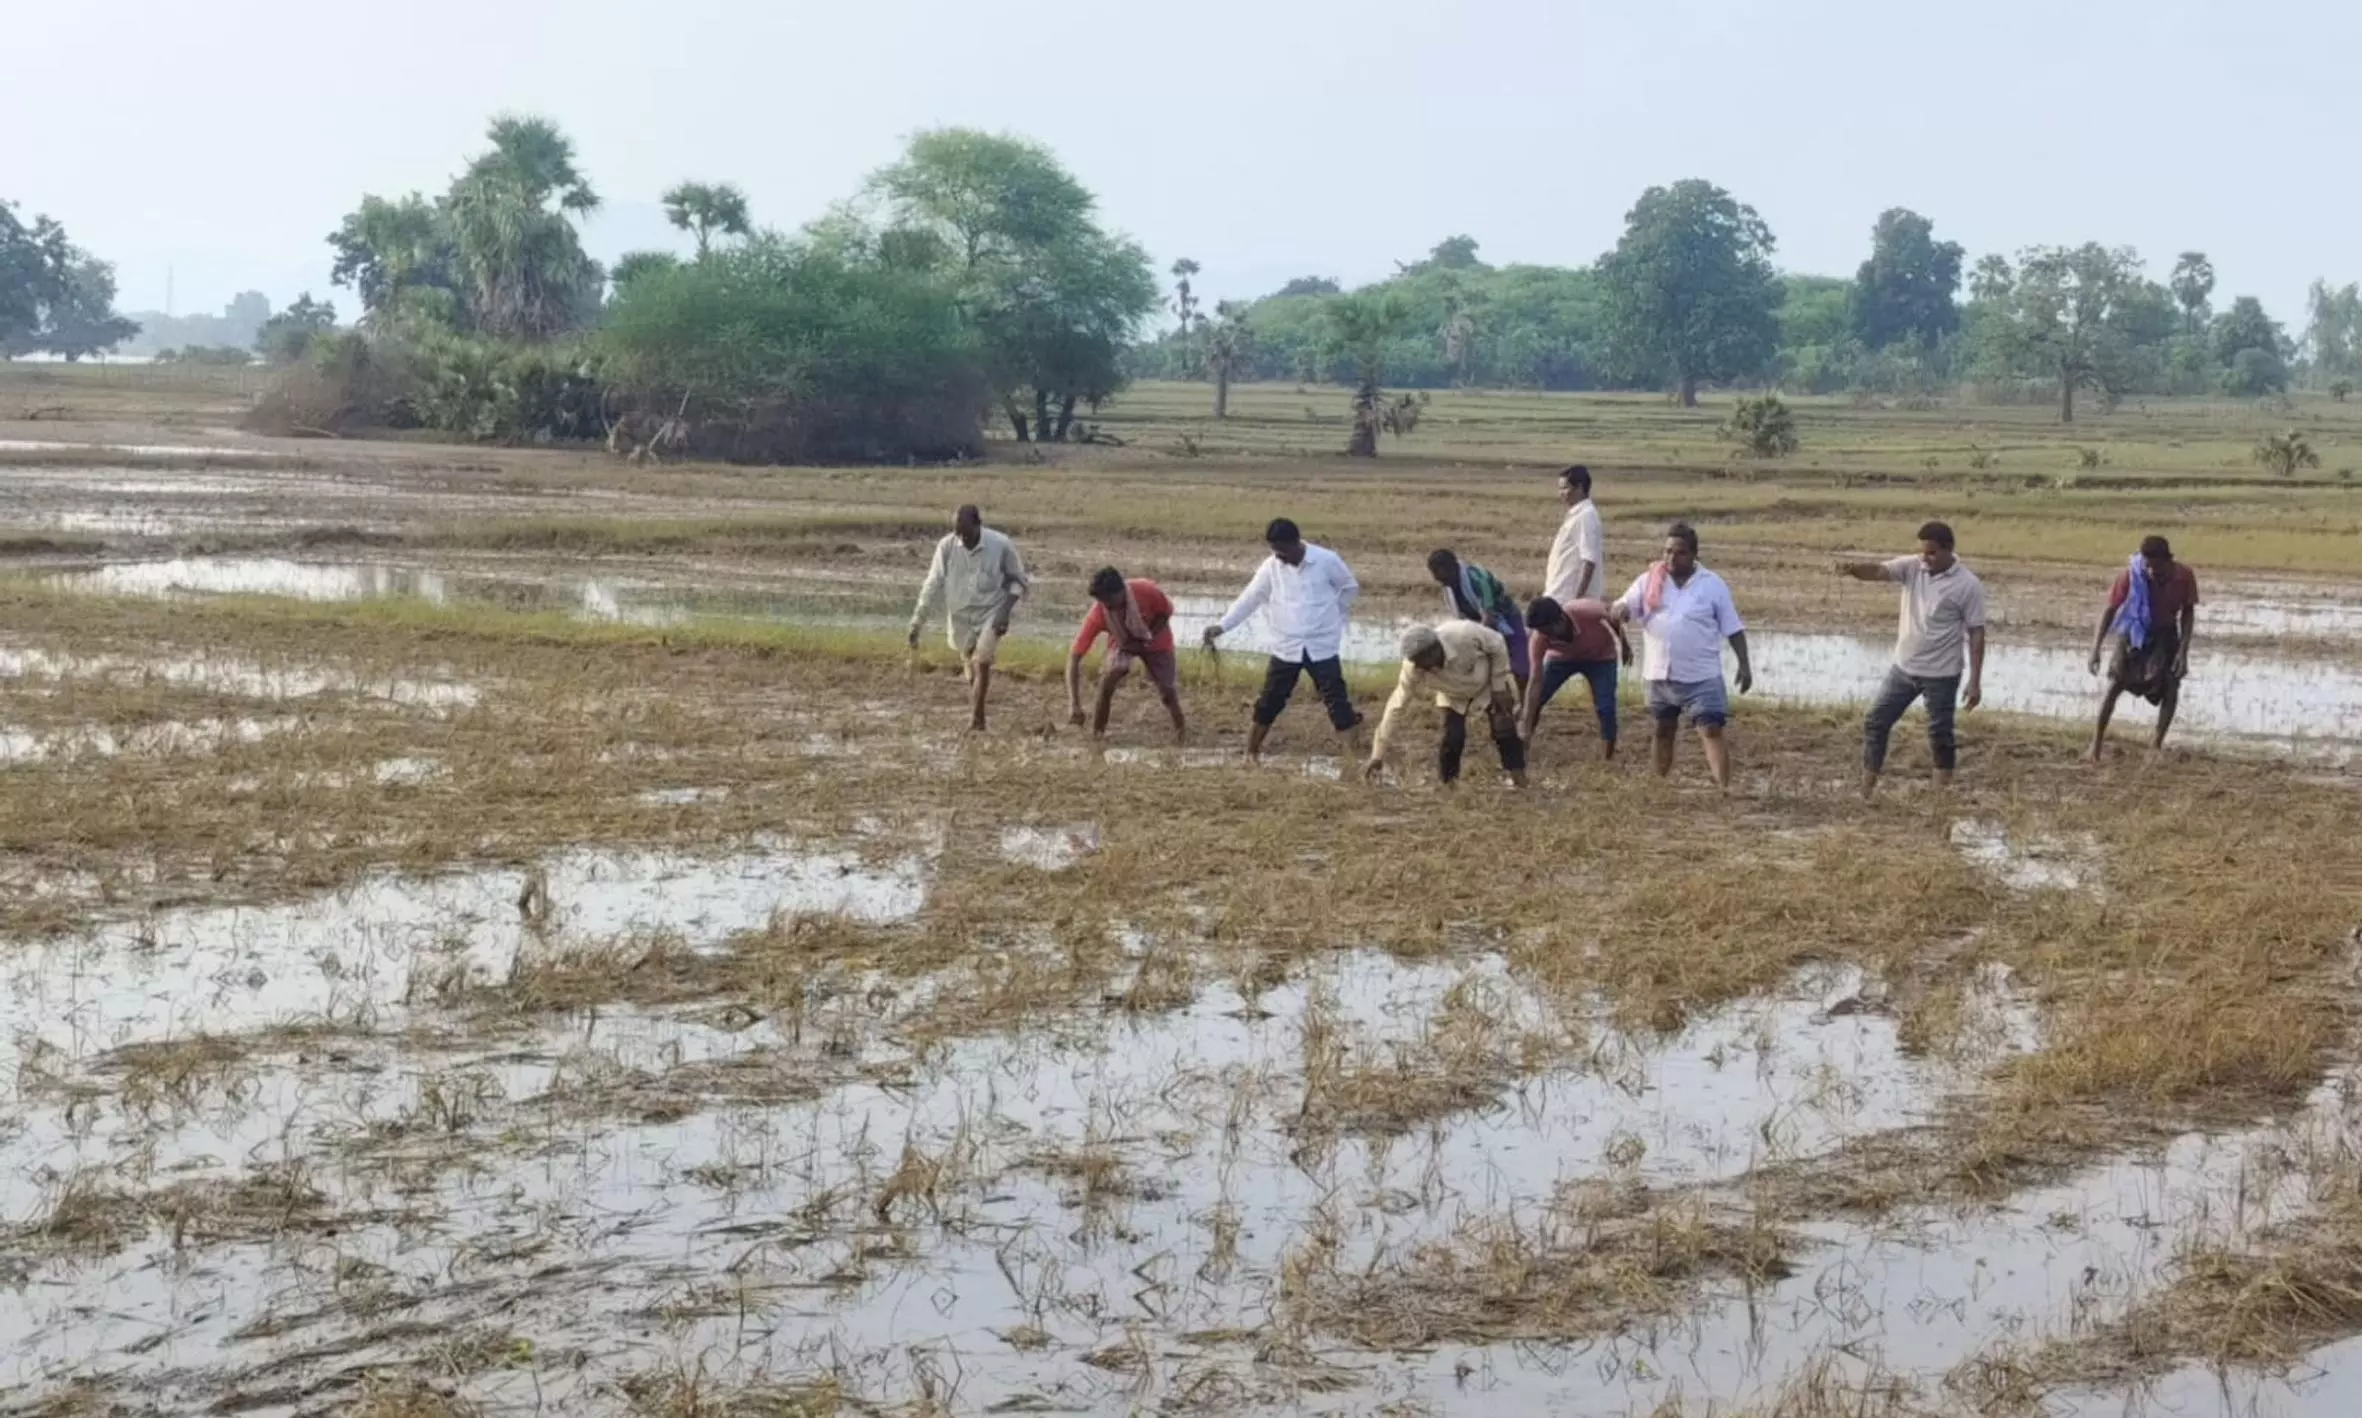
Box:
3 448 2362 1415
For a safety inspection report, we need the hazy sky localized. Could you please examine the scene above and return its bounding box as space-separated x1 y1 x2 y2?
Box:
14 0 2358 327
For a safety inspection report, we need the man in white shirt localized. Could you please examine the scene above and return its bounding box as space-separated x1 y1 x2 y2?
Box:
1611 522 1753 791
1362 621 1526 789
1836 520 1987 799
907 504 1030 731
1544 464 1605 605
1202 517 1364 763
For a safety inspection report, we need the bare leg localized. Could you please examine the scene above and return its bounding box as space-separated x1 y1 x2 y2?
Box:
1652 719 1678 778
2152 679 2180 751
969 663 991 731
1246 721 1270 765
1935 769 1954 791
1700 726 1731 791
2087 686 2123 761
1091 665 1127 737
1160 692 1187 744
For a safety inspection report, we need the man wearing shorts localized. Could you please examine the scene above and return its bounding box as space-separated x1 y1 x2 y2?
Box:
1519 595 1631 759
907 504 1030 731
1067 567 1186 744
1612 522 1753 790
1202 517 1363 764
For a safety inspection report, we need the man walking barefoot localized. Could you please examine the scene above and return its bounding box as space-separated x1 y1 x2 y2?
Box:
1362 622 1527 789
2087 534 2199 760
907 504 1029 731
1067 567 1186 744
1202 518 1363 764
1836 520 1987 799
1611 523 1752 791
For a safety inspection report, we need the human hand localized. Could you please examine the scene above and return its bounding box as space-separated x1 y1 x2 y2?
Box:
1735 665 1754 695
1963 679 1982 712
906 627 920 651
1068 706 1086 728
1361 758 1384 785
2087 652 2101 677
992 616 1011 637
1201 625 1223 649
2172 652 2189 679
1619 640 1634 669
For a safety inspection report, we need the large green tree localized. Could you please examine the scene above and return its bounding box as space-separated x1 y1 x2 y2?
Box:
2211 295 2287 395
2009 244 2148 423
2305 281 2362 387
1596 179 1783 405
0 201 71 356
873 129 1156 442
1851 208 1963 351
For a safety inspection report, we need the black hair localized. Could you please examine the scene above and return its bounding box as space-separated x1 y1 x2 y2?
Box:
956 503 981 523
1916 521 1955 551
1525 595 1566 630
2140 534 2173 561
1264 517 1301 545
1560 464 1592 493
1088 566 1125 599
1665 521 1699 555
1426 548 1460 578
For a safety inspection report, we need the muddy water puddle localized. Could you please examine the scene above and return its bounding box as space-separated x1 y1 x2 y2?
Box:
0 643 479 710
2 940 2051 1411
0 715 296 765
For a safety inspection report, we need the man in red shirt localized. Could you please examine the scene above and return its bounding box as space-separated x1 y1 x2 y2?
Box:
1519 595 1632 759
2087 534 2200 759
1068 567 1186 743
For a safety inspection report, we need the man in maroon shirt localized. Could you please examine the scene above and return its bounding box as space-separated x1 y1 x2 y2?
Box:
1519 595 1633 759
2087 534 2199 759
1068 566 1186 743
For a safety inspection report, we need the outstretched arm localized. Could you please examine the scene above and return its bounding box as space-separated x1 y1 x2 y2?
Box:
1835 557 1891 581
1362 668 1416 780
1207 562 1273 646
908 540 947 646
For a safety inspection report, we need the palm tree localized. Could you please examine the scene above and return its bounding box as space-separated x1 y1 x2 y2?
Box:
1440 297 1479 388
661 182 752 259
2170 252 2215 336
448 116 603 340
477 115 600 215
1204 301 1254 419
1324 294 1408 456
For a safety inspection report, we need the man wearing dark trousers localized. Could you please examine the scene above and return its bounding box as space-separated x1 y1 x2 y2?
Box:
1836 520 1987 798
1203 518 1363 764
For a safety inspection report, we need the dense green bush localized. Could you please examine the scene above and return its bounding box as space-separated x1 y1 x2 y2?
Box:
597 238 985 462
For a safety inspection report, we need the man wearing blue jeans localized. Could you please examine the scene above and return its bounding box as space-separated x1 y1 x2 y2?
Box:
1520 595 1631 759
1612 524 1753 791
1837 520 1987 799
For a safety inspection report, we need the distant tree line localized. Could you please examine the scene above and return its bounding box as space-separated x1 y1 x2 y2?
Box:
1133 185 2344 423
253 117 1161 461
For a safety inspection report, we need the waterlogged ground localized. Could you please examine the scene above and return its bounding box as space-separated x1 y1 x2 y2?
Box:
2 438 2362 1415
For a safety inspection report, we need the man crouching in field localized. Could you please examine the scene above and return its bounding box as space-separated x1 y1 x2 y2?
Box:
1067 567 1186 743
1363 622 1527 789
907 504 1030 731
2087 533 2199 760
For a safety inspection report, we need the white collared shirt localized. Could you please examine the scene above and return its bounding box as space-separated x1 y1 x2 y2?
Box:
1545 499 1604 605
1216 543 1360 662
1619 566 1743 683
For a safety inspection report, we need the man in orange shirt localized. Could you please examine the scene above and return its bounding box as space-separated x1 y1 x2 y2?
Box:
1067 566 1186 743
